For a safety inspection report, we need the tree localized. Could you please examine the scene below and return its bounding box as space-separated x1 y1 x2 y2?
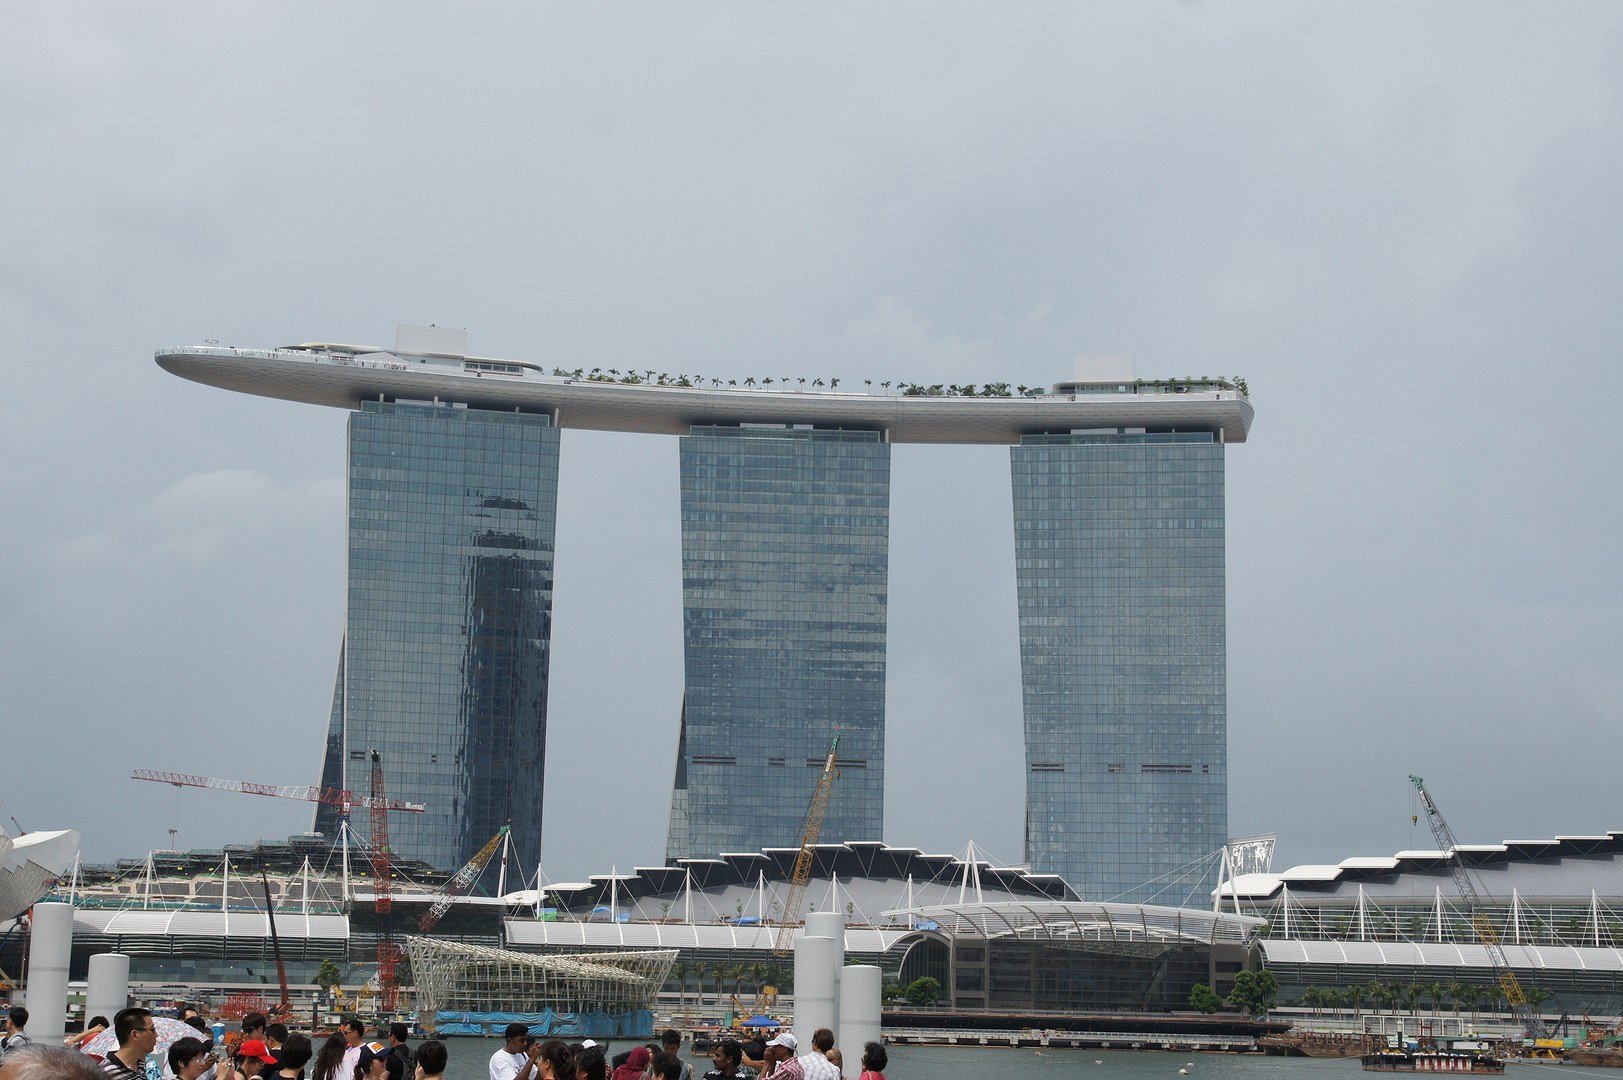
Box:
1227 969 1279 1017
313 958 342 993
904 976 941 1007
1189 983 1222 1014
670 961 689 1014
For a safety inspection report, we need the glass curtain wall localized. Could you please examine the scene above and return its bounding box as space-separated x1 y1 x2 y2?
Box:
669 426 890 859
1011 432 1226 903
338 401 559 871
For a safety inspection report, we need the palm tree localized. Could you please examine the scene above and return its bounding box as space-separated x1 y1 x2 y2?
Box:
671 960 689 1015
691 962 709 1010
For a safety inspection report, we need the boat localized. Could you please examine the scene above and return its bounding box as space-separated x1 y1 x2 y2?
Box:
1360 1048 1506 1073
1567 1046 1623 1067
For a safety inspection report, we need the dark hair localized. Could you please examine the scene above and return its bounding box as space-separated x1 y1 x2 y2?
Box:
415 1041 447 1077
8 1006 28 1028
313 1033 350 1080
575 1048 605 1080
715 1041 742 1068
811 1028 834 1053
344 1020 366 1038
659 1030 680 1047
538 1041 575 1080
184 1016 210 1035
388 1024 409 1045
279 1033 314 1072
742 1039 765 1061
88 1016 110 1031
114 1008 153 1047
169 1037 209 1075
650 1055 682 1080
242 1013 268 1035
267 1023 290 1044
861 1042 887 1072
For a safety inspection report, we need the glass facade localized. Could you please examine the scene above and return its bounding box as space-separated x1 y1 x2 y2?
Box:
1011 433 1226 903
668 426 889 859
336 400 559 872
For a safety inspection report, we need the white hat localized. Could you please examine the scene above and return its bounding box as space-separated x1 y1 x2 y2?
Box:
765 1033 798 1051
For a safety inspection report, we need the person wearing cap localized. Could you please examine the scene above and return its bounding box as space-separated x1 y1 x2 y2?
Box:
760 1034 800 1080
489 1025 542 1080
233 1040 280 1080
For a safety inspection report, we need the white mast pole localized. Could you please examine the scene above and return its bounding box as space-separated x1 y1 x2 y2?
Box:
496 829 511 899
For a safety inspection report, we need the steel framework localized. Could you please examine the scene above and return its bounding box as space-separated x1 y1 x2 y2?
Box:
404 937 676 1015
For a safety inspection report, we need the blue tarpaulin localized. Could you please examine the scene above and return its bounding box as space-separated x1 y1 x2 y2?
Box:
741 1015 779 1028
430 1010 654 1038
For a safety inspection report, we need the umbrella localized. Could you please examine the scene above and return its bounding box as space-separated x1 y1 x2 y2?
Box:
742 1016 780 1028
82 1017 212 1061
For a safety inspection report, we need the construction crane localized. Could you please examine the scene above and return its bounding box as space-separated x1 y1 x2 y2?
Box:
773 732 841 957
257 867 292 1020
131 770 427 815
370 749 400 1012
418 825 511 934
1409 774 1547 1039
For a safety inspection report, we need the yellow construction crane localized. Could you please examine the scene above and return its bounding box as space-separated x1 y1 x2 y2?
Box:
1409 774 1547 1039
774 733 840 957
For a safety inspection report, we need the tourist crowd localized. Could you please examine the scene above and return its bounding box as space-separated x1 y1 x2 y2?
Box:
0 1007 885 1080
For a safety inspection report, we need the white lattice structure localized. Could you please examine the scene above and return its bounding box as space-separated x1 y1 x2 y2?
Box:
405 937 675 1015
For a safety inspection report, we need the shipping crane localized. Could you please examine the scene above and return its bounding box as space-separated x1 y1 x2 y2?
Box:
1409 774 1547 1038
370 749 400 1012
131 770 427 815
418 825 511 934
773 732 841 957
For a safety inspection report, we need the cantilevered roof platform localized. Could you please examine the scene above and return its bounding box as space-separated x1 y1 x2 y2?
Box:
156 344 1254 445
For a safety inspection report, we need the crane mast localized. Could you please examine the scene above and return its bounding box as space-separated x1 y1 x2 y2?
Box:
774 733 841 957
370 749 400 1011
1408 774 1545 1038
418 826 510 933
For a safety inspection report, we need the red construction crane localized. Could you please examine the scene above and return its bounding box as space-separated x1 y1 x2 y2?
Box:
131 770 427 814
370 749 400 1012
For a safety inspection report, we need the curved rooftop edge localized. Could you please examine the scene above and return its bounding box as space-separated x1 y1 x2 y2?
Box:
1220 828 1623 901
155 344 1254 445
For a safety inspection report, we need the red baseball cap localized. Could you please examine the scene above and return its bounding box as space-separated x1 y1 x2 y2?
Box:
238 1040 278 1065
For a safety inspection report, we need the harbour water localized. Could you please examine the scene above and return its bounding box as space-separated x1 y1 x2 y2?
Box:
435 1041 1408 1079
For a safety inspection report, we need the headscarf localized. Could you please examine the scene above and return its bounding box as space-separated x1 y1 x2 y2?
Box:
609 1047 650 1080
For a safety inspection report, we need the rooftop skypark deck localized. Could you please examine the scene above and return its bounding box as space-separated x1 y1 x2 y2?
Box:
156 342 1255 444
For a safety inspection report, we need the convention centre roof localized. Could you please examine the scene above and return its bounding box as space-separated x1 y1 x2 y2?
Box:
1222 831 1623 903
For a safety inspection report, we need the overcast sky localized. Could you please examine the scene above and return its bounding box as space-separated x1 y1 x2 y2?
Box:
3 3 1620 894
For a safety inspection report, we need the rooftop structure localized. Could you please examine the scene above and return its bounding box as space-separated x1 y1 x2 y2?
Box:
156 343 1253 444
1219 828 1623 1014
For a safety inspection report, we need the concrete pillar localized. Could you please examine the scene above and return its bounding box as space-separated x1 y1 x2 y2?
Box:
837 965 882 1080
803 911 845 1044
23 902 74 1043
792 934 838 1052
85 954 131 1028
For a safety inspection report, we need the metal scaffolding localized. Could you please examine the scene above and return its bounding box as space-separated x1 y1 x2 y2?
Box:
405 937 676 1015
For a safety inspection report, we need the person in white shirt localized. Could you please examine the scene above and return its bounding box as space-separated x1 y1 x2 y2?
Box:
488 1025 542 1080
795 1030 840 1080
